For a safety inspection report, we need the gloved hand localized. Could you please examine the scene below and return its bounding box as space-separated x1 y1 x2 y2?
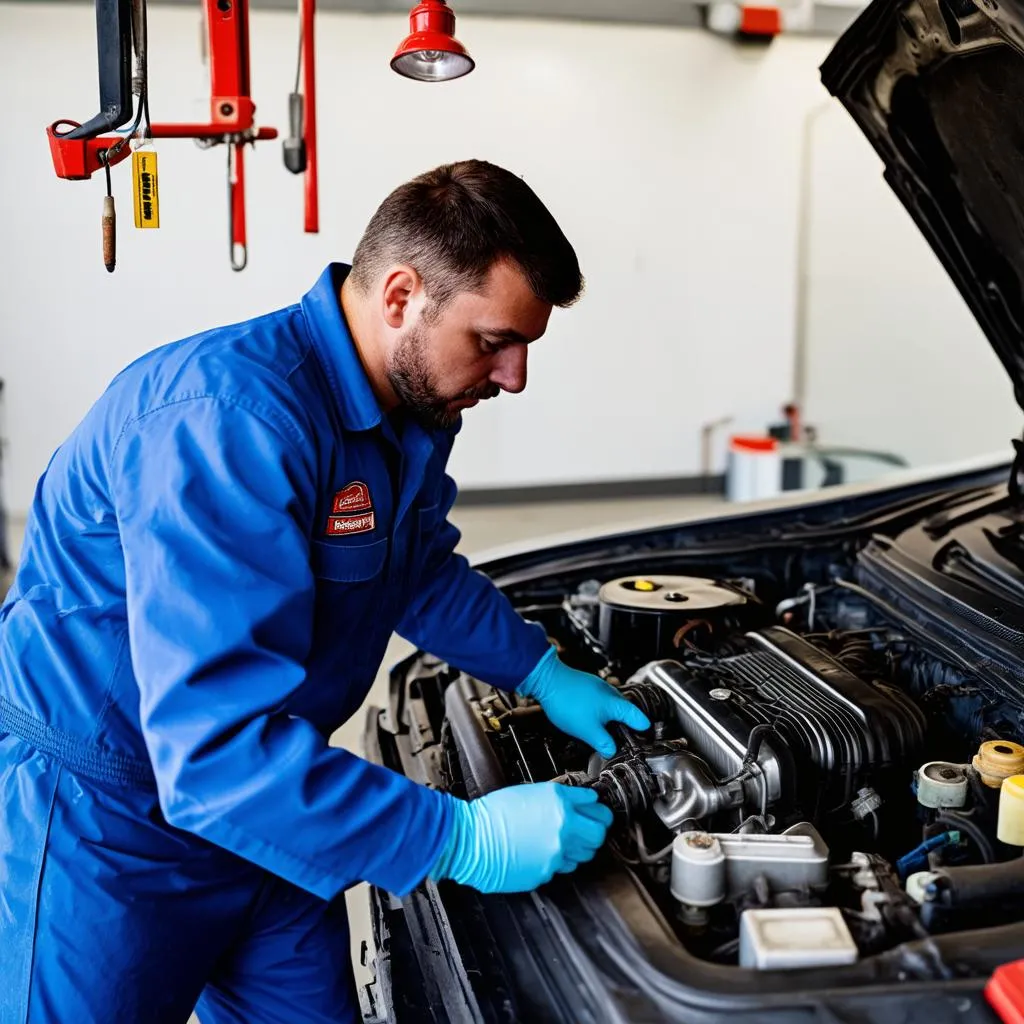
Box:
430 782 614 893
517 647 651 758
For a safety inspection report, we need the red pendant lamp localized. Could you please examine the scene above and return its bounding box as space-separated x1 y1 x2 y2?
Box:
391 1 475 82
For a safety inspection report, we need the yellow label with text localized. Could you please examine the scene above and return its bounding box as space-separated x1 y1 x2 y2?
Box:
132 151 160 229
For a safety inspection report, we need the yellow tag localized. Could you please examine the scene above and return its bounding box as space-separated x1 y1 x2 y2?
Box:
132 150 160 229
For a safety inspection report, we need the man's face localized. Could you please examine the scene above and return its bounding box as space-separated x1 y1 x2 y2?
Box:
385 260 553 429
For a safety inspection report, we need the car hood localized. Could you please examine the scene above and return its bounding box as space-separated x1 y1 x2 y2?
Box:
821 0 1024 410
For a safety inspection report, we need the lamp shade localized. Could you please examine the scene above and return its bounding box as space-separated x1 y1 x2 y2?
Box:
391 1 475 82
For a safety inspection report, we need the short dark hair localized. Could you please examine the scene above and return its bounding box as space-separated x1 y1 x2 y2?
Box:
350 160 583 309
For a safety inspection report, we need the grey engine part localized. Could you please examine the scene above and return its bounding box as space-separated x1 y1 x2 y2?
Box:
639 626 927 820
670 822 830 908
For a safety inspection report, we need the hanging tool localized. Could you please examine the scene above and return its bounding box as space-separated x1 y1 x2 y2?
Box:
101 154 116 272
281 0 318 233
46 0 290 271
47 0 476 271
227 140 248 271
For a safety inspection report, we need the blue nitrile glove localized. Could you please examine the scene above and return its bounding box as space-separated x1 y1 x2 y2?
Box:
517 647 651 758
430 783 614 892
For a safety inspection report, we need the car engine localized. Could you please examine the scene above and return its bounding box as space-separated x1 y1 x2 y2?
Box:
416 520 1024 972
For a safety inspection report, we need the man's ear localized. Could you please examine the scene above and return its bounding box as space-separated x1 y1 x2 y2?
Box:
381 266 421 329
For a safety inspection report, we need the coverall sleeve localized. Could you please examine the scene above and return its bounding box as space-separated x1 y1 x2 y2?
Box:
111 396 451 900
397 472 550 691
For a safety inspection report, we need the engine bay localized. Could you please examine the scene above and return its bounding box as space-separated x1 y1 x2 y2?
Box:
402 484 1024 975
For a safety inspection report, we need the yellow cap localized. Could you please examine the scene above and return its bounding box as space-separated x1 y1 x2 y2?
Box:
998 774 1024 846
633 580 656 592
1003 775 1024 797
973 739 1024 788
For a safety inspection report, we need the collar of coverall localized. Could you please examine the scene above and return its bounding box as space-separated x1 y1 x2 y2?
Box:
301 263 386 434
302 263 464 447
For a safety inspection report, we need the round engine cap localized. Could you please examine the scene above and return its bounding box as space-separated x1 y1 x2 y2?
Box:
916 761 969 809
598 575 748 614
998 774 1024 846
973 739 1024 788
670 831 726 908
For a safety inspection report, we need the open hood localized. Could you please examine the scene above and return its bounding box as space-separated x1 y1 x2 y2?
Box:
821 0 1024 411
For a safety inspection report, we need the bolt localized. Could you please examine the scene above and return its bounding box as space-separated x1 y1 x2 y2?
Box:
220 102 234 117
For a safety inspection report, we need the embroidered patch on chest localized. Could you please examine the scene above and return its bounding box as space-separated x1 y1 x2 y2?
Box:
332 481 372 514
325 511 376 536
325 481 375 536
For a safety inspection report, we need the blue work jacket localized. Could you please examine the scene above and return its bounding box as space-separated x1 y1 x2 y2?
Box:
0 264 549 900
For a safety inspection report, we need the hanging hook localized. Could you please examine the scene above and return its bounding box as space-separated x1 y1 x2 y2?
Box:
227 139 248 272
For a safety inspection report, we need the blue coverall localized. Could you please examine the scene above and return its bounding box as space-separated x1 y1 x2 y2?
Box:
0 264 549 1023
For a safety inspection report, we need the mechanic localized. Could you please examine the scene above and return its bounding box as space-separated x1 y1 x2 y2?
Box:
0 159 650 1024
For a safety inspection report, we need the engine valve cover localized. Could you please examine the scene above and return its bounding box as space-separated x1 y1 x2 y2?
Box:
645 627 927 815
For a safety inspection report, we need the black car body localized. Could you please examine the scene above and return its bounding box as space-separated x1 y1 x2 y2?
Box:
361 0 1024 1018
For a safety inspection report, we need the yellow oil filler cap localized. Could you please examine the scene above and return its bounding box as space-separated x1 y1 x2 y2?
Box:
973 739 1024 788
998 775 1024 846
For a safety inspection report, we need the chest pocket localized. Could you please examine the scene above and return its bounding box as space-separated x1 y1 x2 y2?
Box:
417 503 442 535
311 537 388 582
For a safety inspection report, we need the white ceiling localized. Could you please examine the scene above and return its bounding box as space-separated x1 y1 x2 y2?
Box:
139 0 863 34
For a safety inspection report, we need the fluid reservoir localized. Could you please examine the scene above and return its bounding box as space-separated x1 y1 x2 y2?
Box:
973 739 1024 789
998 775 1024 846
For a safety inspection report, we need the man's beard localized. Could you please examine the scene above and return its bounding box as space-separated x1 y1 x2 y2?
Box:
387 324 499 430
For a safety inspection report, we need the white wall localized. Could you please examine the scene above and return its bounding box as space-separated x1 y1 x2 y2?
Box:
0 2 1019 515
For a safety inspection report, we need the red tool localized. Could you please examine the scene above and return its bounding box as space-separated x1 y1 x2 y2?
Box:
281 0 319 234
47 0 313 271
302 0 319 233
988 960 1024 1024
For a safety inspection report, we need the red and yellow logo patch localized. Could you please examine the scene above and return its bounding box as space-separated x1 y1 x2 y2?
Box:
326 481 375 536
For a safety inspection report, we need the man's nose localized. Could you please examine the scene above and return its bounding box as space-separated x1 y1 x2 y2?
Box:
489 345 528 394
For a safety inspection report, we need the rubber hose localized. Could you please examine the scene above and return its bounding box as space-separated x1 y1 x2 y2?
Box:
931 855 1024 909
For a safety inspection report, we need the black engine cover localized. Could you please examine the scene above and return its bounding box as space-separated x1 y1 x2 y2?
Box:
646 627 927 816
